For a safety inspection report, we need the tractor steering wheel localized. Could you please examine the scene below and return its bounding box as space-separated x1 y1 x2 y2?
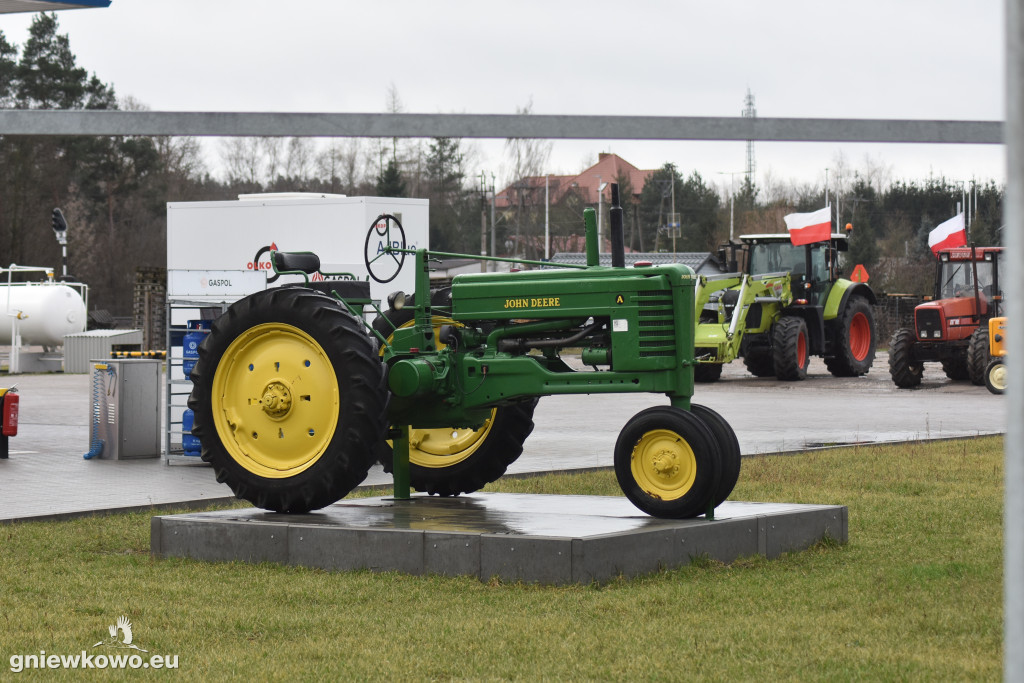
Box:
363 214 407 283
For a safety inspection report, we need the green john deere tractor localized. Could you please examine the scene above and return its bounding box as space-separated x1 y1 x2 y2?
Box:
692 231 877 382
188 185 740 519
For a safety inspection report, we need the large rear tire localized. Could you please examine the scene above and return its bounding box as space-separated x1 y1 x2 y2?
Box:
773 316 809 381
376 305 535 496
614 406 722 519
967 325 990 386
189 287 386 513
888 327 922 388
825 296 876 377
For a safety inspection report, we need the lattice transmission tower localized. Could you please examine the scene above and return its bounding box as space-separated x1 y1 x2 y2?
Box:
742 89 756 181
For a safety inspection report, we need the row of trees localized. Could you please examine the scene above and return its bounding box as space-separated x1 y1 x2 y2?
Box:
0 15 1006 318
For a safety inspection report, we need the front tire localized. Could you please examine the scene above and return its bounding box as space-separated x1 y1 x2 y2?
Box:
773 316 809 381
614 406 722 519
985 359 1006 395
189 287 386 513
743 345 775 377
967 325 990 386
690 404 741 507
693 363 723 383
941 355 970 381
825 296 876 377
888 328 922 388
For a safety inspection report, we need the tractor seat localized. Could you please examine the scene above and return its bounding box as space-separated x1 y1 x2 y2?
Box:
273 251 320 274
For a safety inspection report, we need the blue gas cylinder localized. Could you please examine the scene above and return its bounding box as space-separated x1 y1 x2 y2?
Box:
182 319 212 379
181 408 201 456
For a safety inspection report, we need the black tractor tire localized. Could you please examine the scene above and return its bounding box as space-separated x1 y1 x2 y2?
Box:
772 316 810 381
967 325 991 386
381 399 538 496
375 305 535 496
693 363 723 383
985 359 1007 395
614 406 722 519
888 328 923 388
941 355 970 381
690 404 741 508
743 345 776 377
824 296 876 377
189 287 386 513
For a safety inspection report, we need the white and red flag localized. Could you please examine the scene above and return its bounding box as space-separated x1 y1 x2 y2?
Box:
784 206 832 246
928 213 967 255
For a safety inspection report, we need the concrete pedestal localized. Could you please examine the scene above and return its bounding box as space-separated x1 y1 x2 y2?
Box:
152 493 847 584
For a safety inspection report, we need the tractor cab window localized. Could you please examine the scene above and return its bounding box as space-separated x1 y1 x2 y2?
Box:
939 261 996 299
748 241 827 281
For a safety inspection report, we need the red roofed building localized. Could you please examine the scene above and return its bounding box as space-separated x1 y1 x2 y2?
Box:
495 153 654 208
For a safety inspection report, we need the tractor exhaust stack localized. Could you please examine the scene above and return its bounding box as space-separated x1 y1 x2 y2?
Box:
610 183 625 268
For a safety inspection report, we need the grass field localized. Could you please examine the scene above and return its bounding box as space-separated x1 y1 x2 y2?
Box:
0 437 1004 681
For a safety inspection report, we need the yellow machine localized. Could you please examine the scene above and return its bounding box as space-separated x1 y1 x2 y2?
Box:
984 317 1007 395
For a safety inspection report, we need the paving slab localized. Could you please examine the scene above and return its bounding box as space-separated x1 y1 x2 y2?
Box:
151 493 848 584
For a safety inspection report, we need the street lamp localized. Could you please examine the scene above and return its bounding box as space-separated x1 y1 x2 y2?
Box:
717 171 745 241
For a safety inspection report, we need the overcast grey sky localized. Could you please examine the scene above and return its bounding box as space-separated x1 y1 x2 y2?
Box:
0 0 1008 191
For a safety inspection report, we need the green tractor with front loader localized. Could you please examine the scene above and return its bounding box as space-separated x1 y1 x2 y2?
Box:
187 185 740 520
692 231 877 382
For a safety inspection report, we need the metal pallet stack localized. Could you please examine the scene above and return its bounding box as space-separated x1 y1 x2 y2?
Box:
133 267 166 350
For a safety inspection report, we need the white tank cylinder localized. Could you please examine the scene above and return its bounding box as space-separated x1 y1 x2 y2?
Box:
0 283 87 346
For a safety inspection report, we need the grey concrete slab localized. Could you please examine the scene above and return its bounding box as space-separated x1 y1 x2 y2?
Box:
424 531 481 577
151 493 848 584
288 525 423 574
0 352 1007 523
672 517 761 566
571 527 677 583
154 517 288 564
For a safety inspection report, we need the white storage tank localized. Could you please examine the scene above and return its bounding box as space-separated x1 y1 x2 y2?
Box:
1 283 87 346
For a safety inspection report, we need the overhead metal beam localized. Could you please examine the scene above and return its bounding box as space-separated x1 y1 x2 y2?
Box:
0 110 1004 144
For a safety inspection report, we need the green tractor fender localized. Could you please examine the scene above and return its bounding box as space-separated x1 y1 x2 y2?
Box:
824 279 876 321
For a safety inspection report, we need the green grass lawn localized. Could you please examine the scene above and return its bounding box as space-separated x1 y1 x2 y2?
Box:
0 438 1004 681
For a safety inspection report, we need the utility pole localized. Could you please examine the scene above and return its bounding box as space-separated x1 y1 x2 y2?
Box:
545 174 550 261
479 173 488 273
489 173 496 272
671 169 677 253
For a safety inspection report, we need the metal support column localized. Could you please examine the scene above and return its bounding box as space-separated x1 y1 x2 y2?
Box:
1005 1 1023 680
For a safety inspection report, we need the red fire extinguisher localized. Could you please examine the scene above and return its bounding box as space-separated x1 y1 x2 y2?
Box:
0 387 18 459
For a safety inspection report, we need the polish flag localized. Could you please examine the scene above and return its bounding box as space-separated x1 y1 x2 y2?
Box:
784 206 832 246
928 213 967 255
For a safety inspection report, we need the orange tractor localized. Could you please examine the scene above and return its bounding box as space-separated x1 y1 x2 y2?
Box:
889 246 1003 388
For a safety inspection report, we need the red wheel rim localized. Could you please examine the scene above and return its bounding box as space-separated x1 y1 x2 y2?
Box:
849 312 871 361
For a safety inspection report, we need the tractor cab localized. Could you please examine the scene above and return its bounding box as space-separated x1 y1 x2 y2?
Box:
934 247 1001 306
735 233 847 306
915 247 1002 343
